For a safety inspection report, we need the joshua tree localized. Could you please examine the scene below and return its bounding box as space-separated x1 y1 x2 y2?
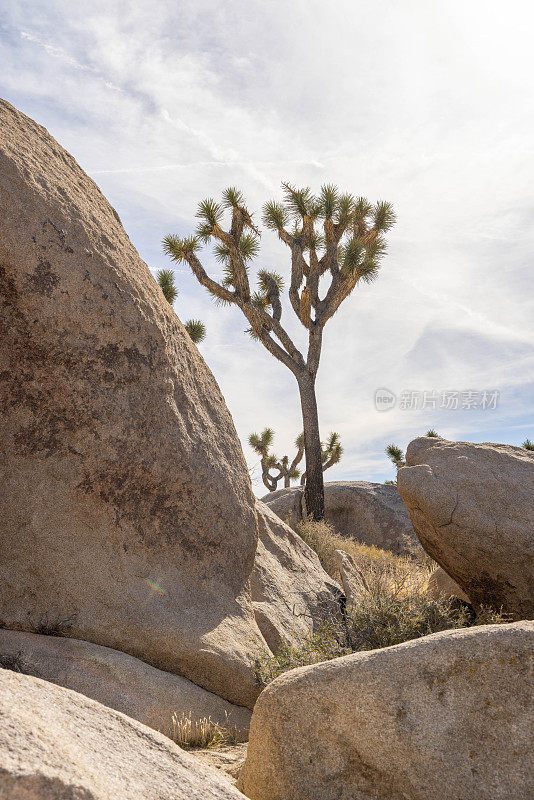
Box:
249 428 343 492
156 269 206 344
163 184 394 519
523 438 534 451
248 428 303 492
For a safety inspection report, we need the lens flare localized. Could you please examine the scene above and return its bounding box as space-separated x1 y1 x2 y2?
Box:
145 578 167 595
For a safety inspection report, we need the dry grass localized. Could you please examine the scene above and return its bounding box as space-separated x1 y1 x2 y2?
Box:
295 516 433 587
171 713 239 750
255 518 505 685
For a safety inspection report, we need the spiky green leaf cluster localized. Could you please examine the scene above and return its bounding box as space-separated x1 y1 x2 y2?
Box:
339 238 382 281
282 182 317 218
373 201 396 232
426 429 439 438
156 269 178 304
222 186 245 209
194 198 225 243
340 237 364 274
335 193 355 226
317 184 338 219
262 200 290 231
196 198 223 227
295 432 305 449
215 233 260 265
162 235 200 263
184 319 206 344
353 197 374 225
303 231 325 251
250 291 267 310
322 432 343 463
239 233 260 261
386 444 404 463
523 438 534 451
249 428 275 457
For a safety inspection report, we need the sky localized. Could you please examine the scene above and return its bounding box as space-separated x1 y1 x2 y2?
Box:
1 0 533 494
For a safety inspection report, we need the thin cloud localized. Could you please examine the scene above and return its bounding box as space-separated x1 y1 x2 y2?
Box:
1 0 533 496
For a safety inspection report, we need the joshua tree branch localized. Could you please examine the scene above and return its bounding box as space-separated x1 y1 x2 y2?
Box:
316 272 357 326
186 253 237 305
211 224 252 303
289 442 305 474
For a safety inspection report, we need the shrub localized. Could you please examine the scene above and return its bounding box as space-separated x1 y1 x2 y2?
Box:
34 612 77 637
0 651 28 674
255 518 505 685
171 713 239 750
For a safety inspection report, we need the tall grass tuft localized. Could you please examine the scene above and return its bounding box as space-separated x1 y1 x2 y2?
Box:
171 713 239 750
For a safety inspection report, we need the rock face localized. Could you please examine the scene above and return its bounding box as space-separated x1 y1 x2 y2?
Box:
334 549 368 607
262 481 417 553
0 98 264 708
194 744 248 787
398 437 534 619
238 622 534 800
251 502 342 653
425 567 471 605
260 486 304 526
0 668 246 800
0 630 251 740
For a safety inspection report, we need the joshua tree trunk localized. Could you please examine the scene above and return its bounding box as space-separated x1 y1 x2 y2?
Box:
297 370 324 520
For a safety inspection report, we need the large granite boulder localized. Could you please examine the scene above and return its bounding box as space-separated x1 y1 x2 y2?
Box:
0 668 246 800
251 502 342 653
260 486 303 526
0 630 251 740
238 621 534 800
262 481 417 553
425 567 471 605
398 437 534 619
0 98 264 708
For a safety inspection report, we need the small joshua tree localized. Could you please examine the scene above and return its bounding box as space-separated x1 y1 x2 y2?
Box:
300 432 343 486
523 438 534 451
156 269 206 344
163 184 394 519
385 444 406 474
248 428 302 492
249 428 343 492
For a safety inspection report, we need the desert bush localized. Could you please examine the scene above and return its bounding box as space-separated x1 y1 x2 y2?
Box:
255 518 505 684
34 612 77 637
171 713 239 750
256 594 504 685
